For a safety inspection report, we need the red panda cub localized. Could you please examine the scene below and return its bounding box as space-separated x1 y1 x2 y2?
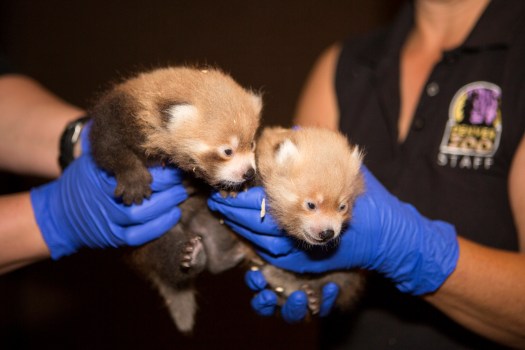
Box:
88 66 261 333
254 126 366 314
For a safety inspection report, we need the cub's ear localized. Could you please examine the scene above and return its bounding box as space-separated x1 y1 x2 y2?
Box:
163 103 198 129
251 93 263 115
351 145 364 164
275 138 299 165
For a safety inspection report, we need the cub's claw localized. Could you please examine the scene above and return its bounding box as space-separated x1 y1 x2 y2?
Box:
180 236 203 270
302 284 321 315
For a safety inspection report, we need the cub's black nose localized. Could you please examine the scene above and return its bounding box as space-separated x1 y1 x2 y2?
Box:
243 168 256 180
319 229 335 241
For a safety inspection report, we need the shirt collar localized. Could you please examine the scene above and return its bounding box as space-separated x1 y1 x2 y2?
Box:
357 0 525 66
462 0 525 50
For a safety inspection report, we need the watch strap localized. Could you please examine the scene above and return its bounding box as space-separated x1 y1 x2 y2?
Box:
58 115 90 171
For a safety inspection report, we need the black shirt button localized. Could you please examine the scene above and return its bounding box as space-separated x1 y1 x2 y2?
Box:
443 51 459 64
426 82 440 96
413 118 425 130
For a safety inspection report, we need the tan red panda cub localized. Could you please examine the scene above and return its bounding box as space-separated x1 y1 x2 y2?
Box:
254 126 365 314
90 66 261 205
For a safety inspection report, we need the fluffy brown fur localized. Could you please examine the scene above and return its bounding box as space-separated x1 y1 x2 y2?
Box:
90 66 261 205
89 67 365 332
88 66 261 333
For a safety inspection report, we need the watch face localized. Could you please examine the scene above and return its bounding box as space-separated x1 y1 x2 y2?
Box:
59 116 90 170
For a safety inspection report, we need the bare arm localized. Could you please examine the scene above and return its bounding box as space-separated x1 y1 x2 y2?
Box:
0 74 84 273
295 45 525 348
293 44 341 131
0 74 85 178
424 134 525 347
0 192 50 274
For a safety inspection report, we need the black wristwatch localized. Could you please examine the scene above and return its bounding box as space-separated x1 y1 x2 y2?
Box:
58 115 91 171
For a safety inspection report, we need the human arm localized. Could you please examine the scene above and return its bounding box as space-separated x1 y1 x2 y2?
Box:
293 44 341 131
0 74 84 178
294 41 525 347
209 164 525 347
0 73 84 272
0 152 188 274
422 133 525 347
0 74 189 274
249 42 525 346
0 192 50 274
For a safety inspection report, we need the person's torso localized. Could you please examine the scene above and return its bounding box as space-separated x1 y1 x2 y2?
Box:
324 1 525 348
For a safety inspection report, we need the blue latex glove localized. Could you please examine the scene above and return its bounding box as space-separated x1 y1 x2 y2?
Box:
244 268 340 322
31 131 188 259
208 166 459 297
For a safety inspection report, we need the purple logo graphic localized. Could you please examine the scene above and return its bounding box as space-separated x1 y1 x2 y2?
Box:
438 82 502 170
465 88 500 125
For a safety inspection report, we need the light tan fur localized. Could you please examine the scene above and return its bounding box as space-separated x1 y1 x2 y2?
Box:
256 127 364 245
131 67 261 178
254 126 366 314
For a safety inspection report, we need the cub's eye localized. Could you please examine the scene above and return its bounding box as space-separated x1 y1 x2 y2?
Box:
306 202 316 210
218 145 235 159
338 203 347 212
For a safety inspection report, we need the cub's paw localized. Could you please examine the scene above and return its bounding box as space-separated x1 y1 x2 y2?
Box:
301 284 321 315
115 185 152 205
180 236 204 270
115 171 153 205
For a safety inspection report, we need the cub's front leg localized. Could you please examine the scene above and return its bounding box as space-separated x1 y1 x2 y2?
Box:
112 157 152 205
93 139 152 205
89 90 153 205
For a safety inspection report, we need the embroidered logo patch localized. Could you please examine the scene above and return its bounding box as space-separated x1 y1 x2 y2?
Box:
437 82 502 170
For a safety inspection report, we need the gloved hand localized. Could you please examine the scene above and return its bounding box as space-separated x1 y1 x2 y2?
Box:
31 132 188 259
208 166 459 297
245 268 340 322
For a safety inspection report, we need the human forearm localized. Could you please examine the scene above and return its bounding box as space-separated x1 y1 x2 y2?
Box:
0 74 84 178
293 44 340 131
425 237 525 348
0 192 50 274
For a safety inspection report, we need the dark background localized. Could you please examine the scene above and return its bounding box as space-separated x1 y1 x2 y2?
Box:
0 1 402 349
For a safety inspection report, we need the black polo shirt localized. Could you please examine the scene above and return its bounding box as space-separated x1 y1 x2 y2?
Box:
325 0 525 348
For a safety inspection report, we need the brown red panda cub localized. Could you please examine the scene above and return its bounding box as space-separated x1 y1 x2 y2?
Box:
254 126 365 315
90 66 261 205
88 66 261 332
